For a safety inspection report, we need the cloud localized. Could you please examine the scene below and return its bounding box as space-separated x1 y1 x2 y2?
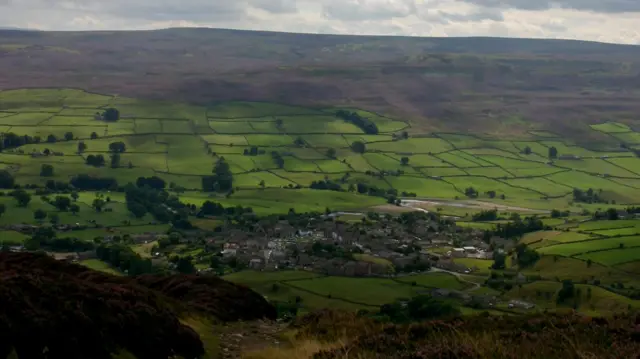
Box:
0 0 638 44
457 0 640 13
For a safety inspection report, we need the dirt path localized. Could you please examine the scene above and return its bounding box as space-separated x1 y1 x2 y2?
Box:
218 320 288 359
430 267 482 291
401 199 549 214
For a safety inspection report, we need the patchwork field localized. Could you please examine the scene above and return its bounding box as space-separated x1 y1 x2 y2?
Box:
2 89 640 216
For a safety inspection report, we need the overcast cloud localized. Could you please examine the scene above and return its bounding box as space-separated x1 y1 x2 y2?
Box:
0 0 638 44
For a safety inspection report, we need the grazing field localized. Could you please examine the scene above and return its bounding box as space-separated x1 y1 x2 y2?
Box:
537 236 640 256
287 276 420 306
79 259 122 275
395 272 469 290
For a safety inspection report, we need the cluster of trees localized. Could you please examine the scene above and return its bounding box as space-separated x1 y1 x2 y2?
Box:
551 209 570 218
573 188 603 204
24 227 93 252
310 179 342 191
198 200 253 217
335 110 379 134
472 209 498 222
136 176 166 190
86 154 106 167
271 151 285 168
0 169 15 188
515 243 540 268
492 216 546 239
548 146 558 159
202 157 234 192
376 295 460 323
40 164 54 177
350 141 366 153
70 174 118 190
243 146 265 156
100 108 121 122
96 243 155 275
592 208 623 221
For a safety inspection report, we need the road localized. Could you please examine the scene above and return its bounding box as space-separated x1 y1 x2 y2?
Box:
401 198 549 214
430 267 482 291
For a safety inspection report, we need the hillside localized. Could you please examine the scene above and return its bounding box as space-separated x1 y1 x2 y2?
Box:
0 252 276 359
1 28 640 143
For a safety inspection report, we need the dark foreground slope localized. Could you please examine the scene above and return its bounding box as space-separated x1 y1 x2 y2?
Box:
289 310 640 359
1 28 640 141
0 252 275 359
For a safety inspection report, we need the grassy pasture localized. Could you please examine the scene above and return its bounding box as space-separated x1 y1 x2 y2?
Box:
576 247 640 266
283 157 321 172
223 270 321 286
200 134 248 146
445 176 542 199
392 154 450 168
613 132 640 144
80 259 122 275
537 236 640 256
43 115 103 126
342 154 378 172
288 276 420 306
386 177 460 198
135 119 162 133
421 167 468 177
590 122 632 133
0 113 53 125
366 138 453 154
248 120 280 133
451 258 494 275
246 134 294 146
512 141 552 156
363 153 402 171
107 121 136 136
343 134 394 144
0 230 29 245
504 178 572 197
478 155 548 169
507 167 567 177
435 152 481 168
589 227 640 237
208 102 322 118
465 167 513 178
540 141 608 158
281 116 363 134
314 159 351 173
302 134 349 148
208 120 254 133
161 120 193 134
554 159 638 177
395 272 469 290
577 219 640 231
58 108 103 116
522 231 592 249
546 171 640 203
270 170 330 186
606 157 640 175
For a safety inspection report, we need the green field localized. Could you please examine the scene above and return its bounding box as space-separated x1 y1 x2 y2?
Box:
79 259 122 275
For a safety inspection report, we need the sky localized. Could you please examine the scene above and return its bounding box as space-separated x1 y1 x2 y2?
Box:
1 0 639 44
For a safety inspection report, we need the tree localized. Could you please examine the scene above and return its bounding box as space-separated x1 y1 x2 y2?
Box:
523 146 532 155
492 253 506 270
92 198 106 212
0 203 5 218
70 203 80 215
0 170 15 188
77 141 87 153
548 146 558 159
102 108 120 122
259 180 266 189
327 148 337 159
400 157 410 166
47 134 57 143
34 209 47 222
128 202 147 218
110 153 121 168
40 164 54 177
90 132 99 140
176 256 196 274
52 196 72 211
275 118 283 128
108 141 126 153
464 187 478 198
50 213 60 225
12 190 31 207
71 192 79 202
294 137 306 147
64 132 74 141
351 141 366 154
86 154 106 167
